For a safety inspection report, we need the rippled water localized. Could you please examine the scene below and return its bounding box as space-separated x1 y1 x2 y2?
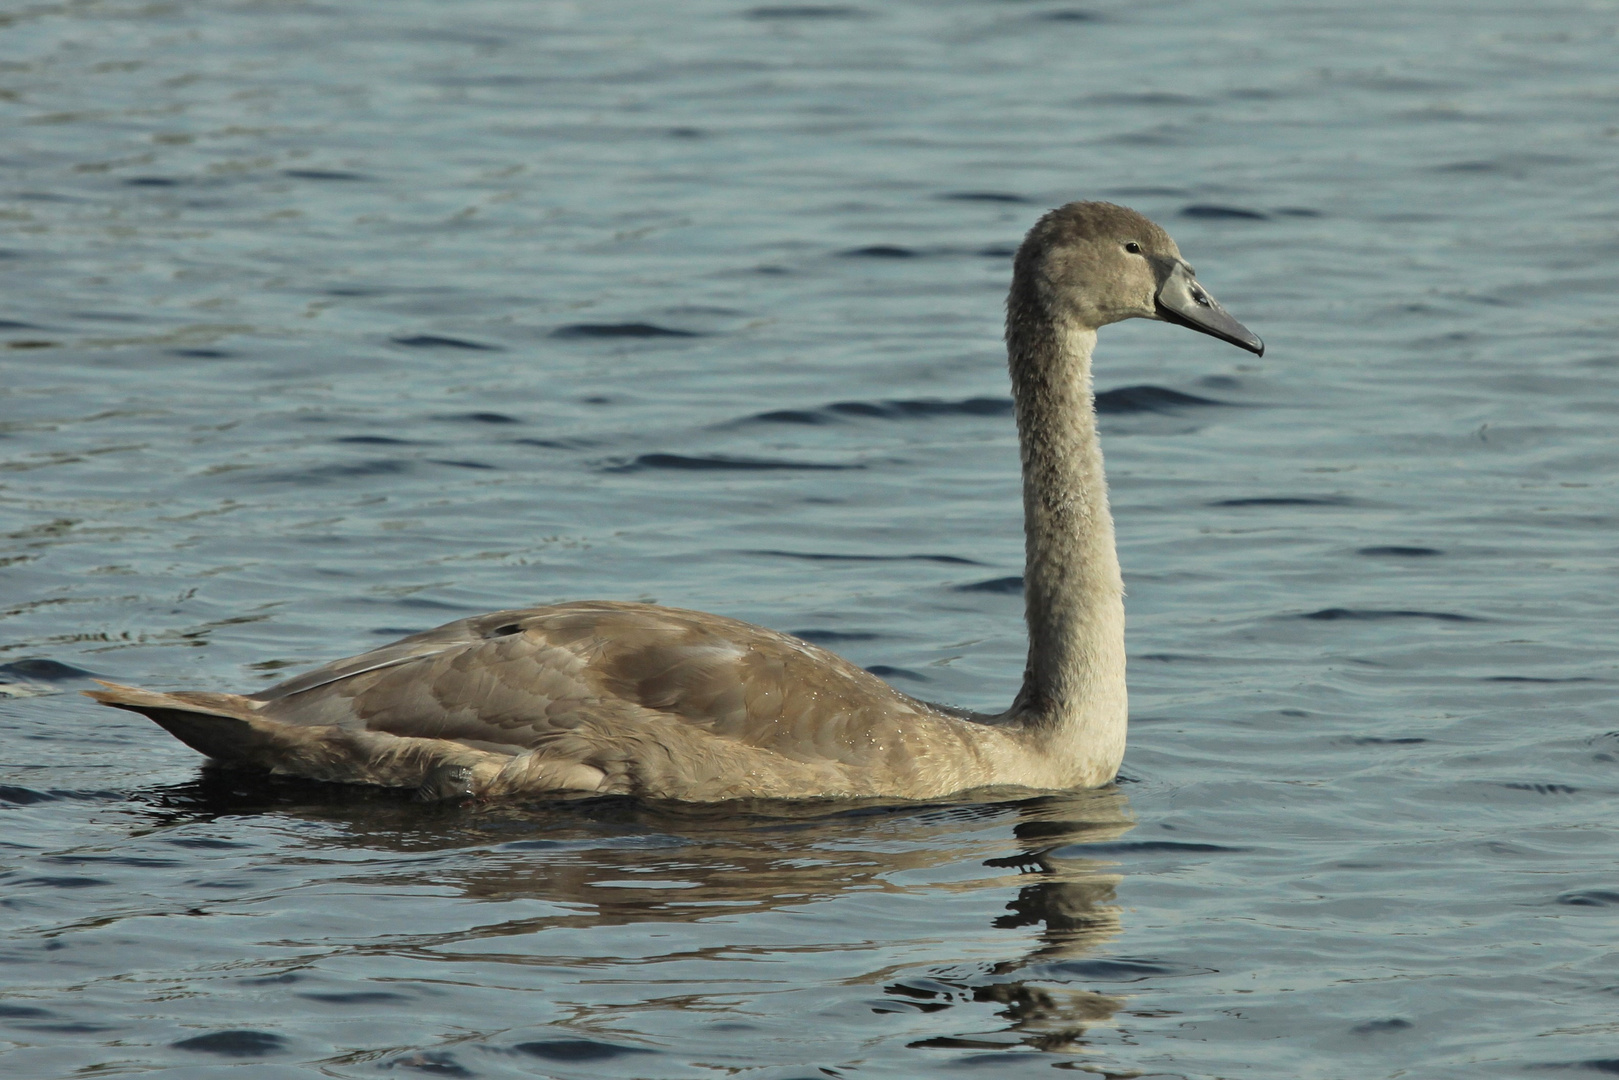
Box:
4 1 1619 1076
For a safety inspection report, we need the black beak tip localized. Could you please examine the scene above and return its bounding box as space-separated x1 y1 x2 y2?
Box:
1155 299 1265 357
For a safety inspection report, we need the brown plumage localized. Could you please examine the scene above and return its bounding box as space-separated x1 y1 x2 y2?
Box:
89 202 1263 802
92 603 1005 800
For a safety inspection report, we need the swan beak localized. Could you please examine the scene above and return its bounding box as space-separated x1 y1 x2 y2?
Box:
1154 262 1264 356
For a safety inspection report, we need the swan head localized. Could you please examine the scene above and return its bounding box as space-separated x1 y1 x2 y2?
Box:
1013 201 1264 356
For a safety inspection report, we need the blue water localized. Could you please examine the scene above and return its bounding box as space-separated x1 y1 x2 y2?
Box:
4 1 1619 1076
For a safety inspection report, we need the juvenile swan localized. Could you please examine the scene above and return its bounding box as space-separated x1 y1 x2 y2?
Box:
89 202 1263 801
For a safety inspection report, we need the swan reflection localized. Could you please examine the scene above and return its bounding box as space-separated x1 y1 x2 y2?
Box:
135 775 1135 1054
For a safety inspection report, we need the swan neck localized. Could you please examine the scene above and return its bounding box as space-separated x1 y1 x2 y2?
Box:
1004 297 1127 783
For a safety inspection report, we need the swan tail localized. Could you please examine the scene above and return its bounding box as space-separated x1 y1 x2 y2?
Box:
84 681 510 799
85 681 261 758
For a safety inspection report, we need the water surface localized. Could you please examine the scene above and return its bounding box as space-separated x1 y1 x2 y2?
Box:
4 1 1619 1076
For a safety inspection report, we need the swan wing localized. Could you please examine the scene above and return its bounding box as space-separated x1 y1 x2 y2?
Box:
251 601 952 768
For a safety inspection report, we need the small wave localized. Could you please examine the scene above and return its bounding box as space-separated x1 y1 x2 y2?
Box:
364 596 475 612
791 629 880 643
1359 545 1442 557
604 454 858 473
1299 608 1481 622
749 408 827 425
866 664 926 681
840 245 917 258
829 397 1010 419
751 549 982 565
1217 496 1353 507
41 854 181 868
1096 384 1224 414
1557 890 1619 907
939 191 1030 203
512 1038 658 1062
1045 957 1217 982
745 5 864 19
0 658 95 682
1351 1018 1413 1035
439 411 521 424
741 396 1010 425
335 435 419 445
743 386 1216 425
1068 840 1242 854
0 785 122 805
908 1036 1013 1050
1535 1060 1619 1075
955 575 1023 594
173 1030 289 1057
297 991 411 1004
551 322 699 339
1110 186 1194 198
1089 92 1198 106
514 436 596 449
0 785 59 805
1181 203 1270 220
389 1051 471 1074
19 875 111 889
282 169 370 181
1431 153 1578 174
1341 736 1429 745
389 334 502 351
258 459 413 483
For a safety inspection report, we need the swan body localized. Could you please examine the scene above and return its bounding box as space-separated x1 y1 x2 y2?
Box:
89 202 1263 802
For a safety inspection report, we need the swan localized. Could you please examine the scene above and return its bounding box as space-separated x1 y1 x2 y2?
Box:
88 202 1263 802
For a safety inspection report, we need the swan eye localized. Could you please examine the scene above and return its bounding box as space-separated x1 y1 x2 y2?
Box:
1123 242 1142 254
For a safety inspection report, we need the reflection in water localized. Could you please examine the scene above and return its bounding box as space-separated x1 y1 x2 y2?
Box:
133 773 1134 1055
898 799 1133 1053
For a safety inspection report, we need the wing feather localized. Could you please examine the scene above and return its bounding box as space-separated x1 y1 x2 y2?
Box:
237 600 986 797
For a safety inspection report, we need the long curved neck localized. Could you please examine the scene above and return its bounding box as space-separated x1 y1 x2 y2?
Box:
1003 285 1127 785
